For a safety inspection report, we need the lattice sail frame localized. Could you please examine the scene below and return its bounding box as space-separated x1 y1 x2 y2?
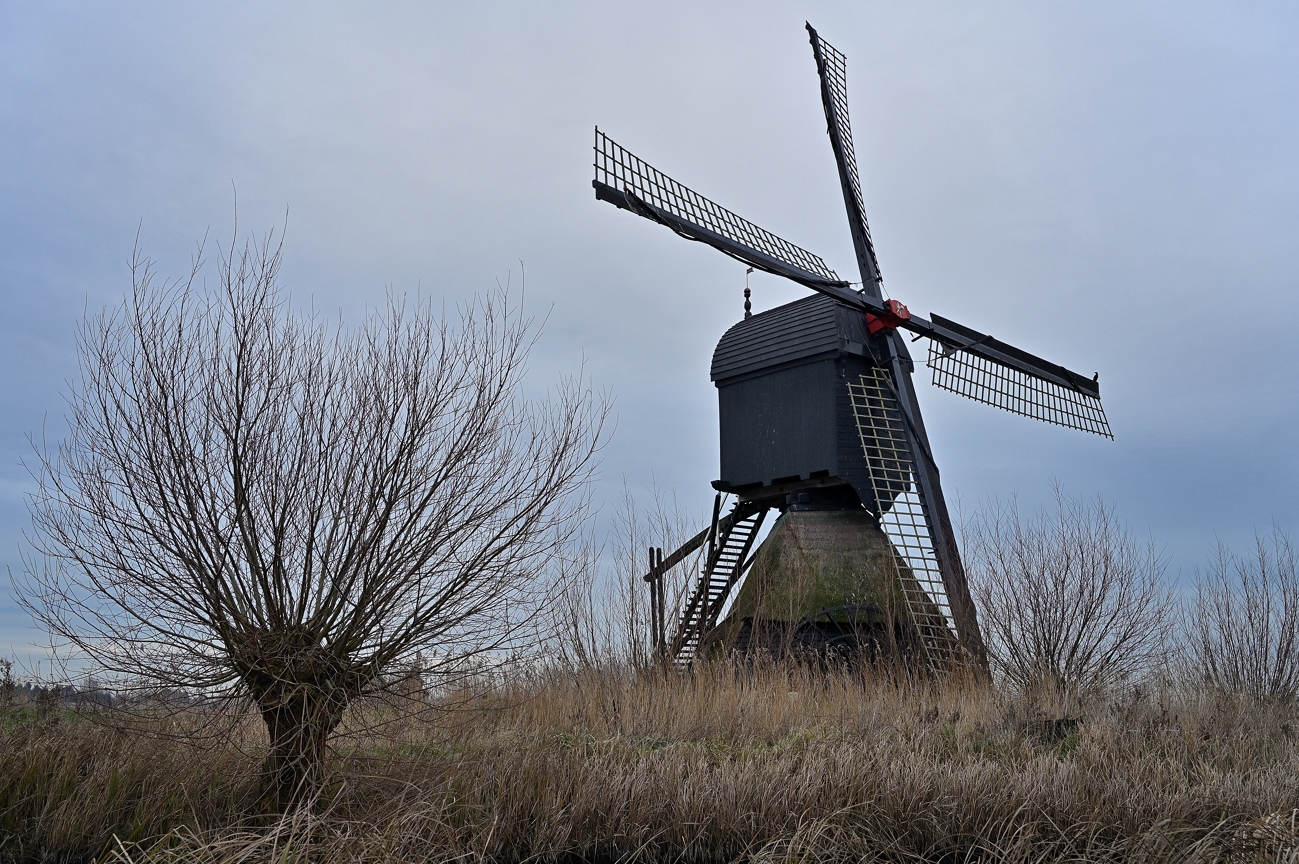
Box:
808 28 883 286
846 368 961 671
594 130 841 284
927 344 1113 438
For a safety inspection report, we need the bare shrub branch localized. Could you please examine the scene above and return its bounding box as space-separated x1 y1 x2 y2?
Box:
964 487 1171 697
1181 529 1299 703
551 483 707 670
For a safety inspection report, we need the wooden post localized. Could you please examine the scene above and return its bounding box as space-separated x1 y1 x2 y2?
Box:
706 494 721 564
648 546 659 656
655 546 666 652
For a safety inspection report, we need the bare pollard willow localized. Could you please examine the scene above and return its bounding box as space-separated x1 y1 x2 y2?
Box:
964 489 1171 696
19 229 607 808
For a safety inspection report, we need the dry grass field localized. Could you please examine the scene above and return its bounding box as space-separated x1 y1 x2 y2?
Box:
4 662 1299 864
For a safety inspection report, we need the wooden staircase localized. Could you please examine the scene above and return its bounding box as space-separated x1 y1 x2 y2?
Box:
669 503 767 666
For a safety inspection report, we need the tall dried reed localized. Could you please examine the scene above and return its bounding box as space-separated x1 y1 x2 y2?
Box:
6 660 1299 863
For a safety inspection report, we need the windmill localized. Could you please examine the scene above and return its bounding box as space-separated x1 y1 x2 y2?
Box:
595 24 1112 672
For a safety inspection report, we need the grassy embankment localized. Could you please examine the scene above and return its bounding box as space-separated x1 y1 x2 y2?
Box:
3 663 1299 863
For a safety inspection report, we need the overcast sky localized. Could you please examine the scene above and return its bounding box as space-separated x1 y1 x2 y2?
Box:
3 2 1297 659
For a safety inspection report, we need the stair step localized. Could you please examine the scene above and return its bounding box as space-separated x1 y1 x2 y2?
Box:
668 509 770 665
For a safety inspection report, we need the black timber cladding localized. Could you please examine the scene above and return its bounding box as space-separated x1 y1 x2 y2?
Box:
717 360 838 489
712 293 891 509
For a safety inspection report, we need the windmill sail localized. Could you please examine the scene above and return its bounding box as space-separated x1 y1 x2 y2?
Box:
807 23 882 295
927 342 1112 437
847 368 961 670
923 314 1112 437
808 23 982 670
593 130 847 292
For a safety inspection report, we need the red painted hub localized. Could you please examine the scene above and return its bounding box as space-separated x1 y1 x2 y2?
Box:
865 299 910 335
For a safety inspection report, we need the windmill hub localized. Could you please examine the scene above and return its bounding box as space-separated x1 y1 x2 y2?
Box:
865 299 911 335
600 23 1112 673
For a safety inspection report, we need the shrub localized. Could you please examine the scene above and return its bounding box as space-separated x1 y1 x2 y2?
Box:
1182 529 1299 702
964 488 1171 697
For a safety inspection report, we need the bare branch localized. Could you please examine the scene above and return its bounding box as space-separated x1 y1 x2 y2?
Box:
964 486 1171 698
1180 528 1299 703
